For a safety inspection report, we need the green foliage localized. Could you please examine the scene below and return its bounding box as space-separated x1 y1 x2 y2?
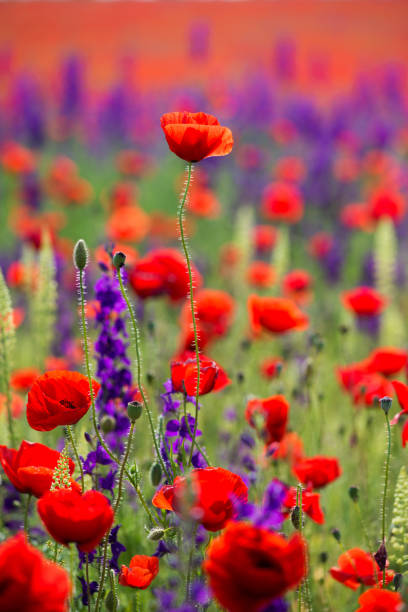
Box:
389 466 408 572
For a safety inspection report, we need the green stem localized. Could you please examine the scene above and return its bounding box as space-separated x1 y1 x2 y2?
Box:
24 494 31 541
381 411 392 587
297 485 303 612
185 524 198 601
117 270 171 482
66 425 85 493
85 553 91 612
176 163 200 466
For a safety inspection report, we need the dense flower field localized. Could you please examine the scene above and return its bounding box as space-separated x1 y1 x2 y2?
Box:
0 55 407 612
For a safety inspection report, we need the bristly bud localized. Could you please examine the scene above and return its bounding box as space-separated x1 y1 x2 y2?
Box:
380 396 392 415
147 527 166 541
100 415 116 434
393 573 403 591
73 239 88 271
348 485 359 503
146 372 155 385
331 528 341 542
150 462 162 487
112 251 126 269
291 506 301 530
319 552 328 564
127 401 143 421
374 541 387 571
51 449 72 490
105 590 118 612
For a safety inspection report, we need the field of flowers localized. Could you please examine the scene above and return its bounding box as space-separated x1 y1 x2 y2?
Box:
0 35 408 612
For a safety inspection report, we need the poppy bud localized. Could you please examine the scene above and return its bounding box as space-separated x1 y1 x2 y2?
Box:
319 552 328 564
112 251 126 269
331 528 341 542
105 590 118 612
100 415 116 434
380 396 392 415
393 573 403 591
291 506 301 530
147 320 155 336
339 324 349 335
146 372 155 385
348 485 359 503
374 541 387 571
237 372 245 384
73 239 89 271
147 528 166 541
127 401 143 421
150 462 162 487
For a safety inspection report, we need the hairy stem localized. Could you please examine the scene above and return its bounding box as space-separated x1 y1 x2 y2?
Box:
381 411 392 587
67 425 85 493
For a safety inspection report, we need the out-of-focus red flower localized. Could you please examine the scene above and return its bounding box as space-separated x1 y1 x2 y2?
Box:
308 232 334 260
37 488 114 552
106 205 150 243
236 144 265 170
261 182 303 224
0 532 71 611
333 154 360 182
260 357 283 380
337 362 370 392
351 373 394 407
0 440 75 498
1 142 35 174
368 187 405 223
12 307 25 329
330 548 394 590
116 150 151 177
152 467 248 532
45 356 71 371
47 156 77 192
107 182 137 210
219 243 242 276
342 287 387 317
119 555 159 589
340 203 373 231
253 225 278 254
365 347 408 376
179 288 235 352
26 370 100 432
245 395 289 445
283 269 313 305
293 456 341 489
0 393 24 418
274 156 306 183
270 118 298 144
248 294 309 336
129 248 202 302
268 431 304 465
10 206 64 250
6 261 38 289
94 243 138 270
356 587 403 611
171 351 230 396
149 212 188 242
10 367 41 392
160 111 233 163
283 486 324 524
203 521 306 612
188 186 220 218
247 261 276 288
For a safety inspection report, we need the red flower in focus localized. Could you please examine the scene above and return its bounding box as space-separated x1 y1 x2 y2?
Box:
356 588 403 612
368 187 405 223
119 555 159 589
26 370 100 432
365 347 408 376
293 456 341 489
203 521 306 612
245 395 289 445
268 431 304 466
330 548 394 590
340 203 373 231
284 486 324 524
10 367 41 392
261 182 303 224
342 287 387 317
0 440 76 498
152 467 248 532
129 248 202 302
253 225 278 254
160 111 233 163
247 261 276 288
351 373 394 407
188 186 220 218
171 351 230 396
106 205 150 243
37 488 114 552
260 357 283 380
308 232 334 260
283 269 313 305
0 532 71 611
1 142 35 174
248 295 309 336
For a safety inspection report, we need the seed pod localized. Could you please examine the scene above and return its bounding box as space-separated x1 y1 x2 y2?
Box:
380 396 392 415
291 505 301 530
127 401 143 421
100 415 116 434
147 528 166 541
348 485 359 503
150 462 162 487
112 251 126 269
73 239 88 271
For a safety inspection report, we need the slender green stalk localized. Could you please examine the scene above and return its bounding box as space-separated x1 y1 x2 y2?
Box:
185 524 198 601
297 485 303 612
381 411 392 587
85 553 91 612
24 494 31 541
0 328 15 447
66 425 85 492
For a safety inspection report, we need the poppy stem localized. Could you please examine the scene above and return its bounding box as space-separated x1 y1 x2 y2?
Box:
24 494 31 542
296 484 303 612
182 395 211 466
116 269 172 482
381 409 392 587
176 162 201 466
66 425 85 493
185 523 198 601
85 553 91 612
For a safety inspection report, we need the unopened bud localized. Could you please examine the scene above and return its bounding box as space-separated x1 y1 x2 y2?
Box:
380 396 392 415
112 251 126 269
100 415 116 434
291 506 301 530
374 541 387 571
73 239 88 271
331 528 341 542
348 485 359 503
319 552 328 564
150 462 162 487
127 401 143 421
105 590 118 612
393 573 403 591
237 371 245 384
147 528 166 541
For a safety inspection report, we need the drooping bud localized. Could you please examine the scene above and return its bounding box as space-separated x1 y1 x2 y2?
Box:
291 506 301 530
348 485 359 503
73 239 88 271
331 528 341 543
393 573 403 591
380 396 392 415
105 590 118 612
100 415 116 434
150 462 162 487
147 527 166 541
127 401 143 421
374 541 387 571
112 251 126 269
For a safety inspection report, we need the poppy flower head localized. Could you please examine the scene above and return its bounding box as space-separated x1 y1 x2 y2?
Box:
356 587 403 611
340 202 374 231
203 521 306 612
161 112 233 163
274 156 306 183
152 467 248 532
106 205 150 243
26 370 100 432
260 357 284 380
248 294 309 336
1 142 35 174
247 261 276 288
119 555 159 589
308 232 334 260
293 455 341 489
368 187 406 223
268 431 304 465
261 181 303 224
0 532 71 612
365 347 408 376
253 225 278 254
37 488 114 552
10 367 41 392
245 395 289 445
188 186 220 218
330 548 394 590
350 373 394 407
341 287 387 317
283 269 313 305
171 352 230 396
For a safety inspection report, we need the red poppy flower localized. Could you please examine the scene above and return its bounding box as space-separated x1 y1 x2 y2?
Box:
253 225 278 254
260 357 284 380
0 392 24 418
341 287 387 317
119 555 159 589
274 156 306 183
365 347 408 376
0 440 76 498
129 248 202 302
248 294 309 336
261 181 303 224
351 373 394 407
337 362 370 392
368 187 405 223
391 380 408 446
330 548 394 590
171 351 230 396
203 521 306 612
283 269 313 305
160 112 233 163
283 486 324 524
219 243 242 276
268 431 304 465
293 456 341 489
116 150 151 178
152 467 248 532
188 186 220 218
37 488 114 552
245 395 289 445
308 232 334 260
356 587 403 612
45 356 71 371
10 367 41 392
0 532 71 611
26 370 100 432
247 261 276 288
340 203 373 231
1 142 35 174
106 205 150 243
